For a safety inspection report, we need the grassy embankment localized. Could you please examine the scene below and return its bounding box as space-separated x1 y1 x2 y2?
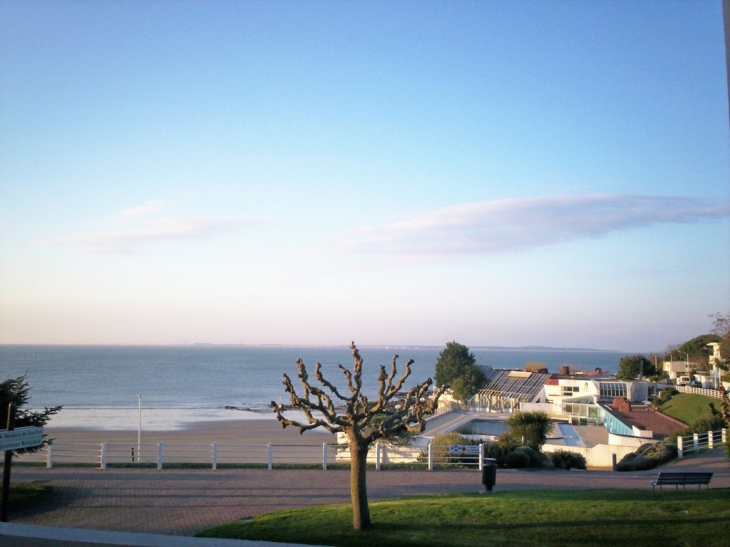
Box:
658 393 718 426
197 489 730 547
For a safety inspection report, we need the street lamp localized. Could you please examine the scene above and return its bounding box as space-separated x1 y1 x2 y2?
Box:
137 395 141 463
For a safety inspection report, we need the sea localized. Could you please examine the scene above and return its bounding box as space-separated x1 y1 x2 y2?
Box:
0 345 626 430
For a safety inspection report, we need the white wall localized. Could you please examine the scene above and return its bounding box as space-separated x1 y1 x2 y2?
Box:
542 442 638 468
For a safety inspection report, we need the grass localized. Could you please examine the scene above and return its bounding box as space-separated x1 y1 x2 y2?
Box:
9 482 55 512
658 394 717 425
196 488 730 547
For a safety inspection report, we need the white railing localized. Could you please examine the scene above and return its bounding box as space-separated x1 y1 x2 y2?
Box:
15 441 494 471
676 428 727 458
675 386 724 399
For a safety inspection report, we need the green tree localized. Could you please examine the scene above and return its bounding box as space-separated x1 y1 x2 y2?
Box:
615 355 654 380
677 334 721 368
506 411 554 449
0 374 62 454
271 342 446 531
434 341 486 402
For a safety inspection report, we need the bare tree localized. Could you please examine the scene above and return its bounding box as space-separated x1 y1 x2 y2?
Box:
270 342 447 531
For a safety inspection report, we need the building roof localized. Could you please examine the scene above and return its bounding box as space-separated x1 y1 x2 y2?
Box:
476 370 552 403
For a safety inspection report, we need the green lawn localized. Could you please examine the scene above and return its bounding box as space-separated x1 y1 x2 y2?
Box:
659 394 717 425
196 489 730 547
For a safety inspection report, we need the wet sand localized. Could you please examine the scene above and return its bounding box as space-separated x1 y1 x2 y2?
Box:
44 418 334 446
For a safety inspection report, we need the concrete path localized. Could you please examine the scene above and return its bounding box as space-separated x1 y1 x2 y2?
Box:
0 524 326 547
2 449 728 544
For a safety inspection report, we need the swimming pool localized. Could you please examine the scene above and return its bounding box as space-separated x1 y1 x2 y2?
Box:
455 420 509 436
557 423 584 446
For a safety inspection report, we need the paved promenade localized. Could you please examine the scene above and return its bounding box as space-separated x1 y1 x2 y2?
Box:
4 448 728 539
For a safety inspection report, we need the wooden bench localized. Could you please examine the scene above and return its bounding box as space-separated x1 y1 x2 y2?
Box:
650 472 713 490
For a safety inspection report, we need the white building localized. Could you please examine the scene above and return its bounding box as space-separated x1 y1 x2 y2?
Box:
543 377 649 406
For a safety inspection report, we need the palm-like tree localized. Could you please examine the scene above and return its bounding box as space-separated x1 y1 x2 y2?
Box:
506 411 554 448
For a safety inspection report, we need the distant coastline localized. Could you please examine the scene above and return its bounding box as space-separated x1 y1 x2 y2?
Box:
0 343 629 353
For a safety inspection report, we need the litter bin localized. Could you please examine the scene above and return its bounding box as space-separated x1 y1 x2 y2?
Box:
482 458 497 492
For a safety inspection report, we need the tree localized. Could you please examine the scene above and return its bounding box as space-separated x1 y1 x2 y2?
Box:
0 374 62 454
270 342 446 531
677 334 721 369
615 355 654 380
505 411 554 449
434 341 486 402
709 312 730 338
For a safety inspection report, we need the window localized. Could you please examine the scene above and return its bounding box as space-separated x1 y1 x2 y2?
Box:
562 385 579 396
599 382 627 401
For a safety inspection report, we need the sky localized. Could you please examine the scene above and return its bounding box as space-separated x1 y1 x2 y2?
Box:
1 0 729 352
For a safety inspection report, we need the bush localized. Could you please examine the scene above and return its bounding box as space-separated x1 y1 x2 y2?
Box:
482 441 504 465
504 450 530 469
514 446 542 468
550 450 587 470
616 440 678 472
616 453 653 471
678 415 726 436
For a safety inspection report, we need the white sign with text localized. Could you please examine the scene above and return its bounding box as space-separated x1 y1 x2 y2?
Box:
0 426 44 451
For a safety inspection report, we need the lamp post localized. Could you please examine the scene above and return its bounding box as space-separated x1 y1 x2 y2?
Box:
137 395 141 463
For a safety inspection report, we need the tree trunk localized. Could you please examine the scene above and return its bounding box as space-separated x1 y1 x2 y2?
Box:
349 440 371 530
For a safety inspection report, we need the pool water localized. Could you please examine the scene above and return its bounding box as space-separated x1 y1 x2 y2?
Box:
455 420 509 436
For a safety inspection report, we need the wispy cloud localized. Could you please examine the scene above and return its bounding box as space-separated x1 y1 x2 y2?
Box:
341 194 729 258
114 200 168 219
51 202 251 254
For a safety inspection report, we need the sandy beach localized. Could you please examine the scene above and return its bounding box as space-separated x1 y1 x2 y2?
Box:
44 418 335 447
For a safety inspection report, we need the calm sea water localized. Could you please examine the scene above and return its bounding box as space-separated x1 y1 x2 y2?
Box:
0 345 625 411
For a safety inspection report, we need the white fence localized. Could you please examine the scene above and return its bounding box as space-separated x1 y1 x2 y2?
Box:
676 428 727 458
675 385 724 400
15 442 493 471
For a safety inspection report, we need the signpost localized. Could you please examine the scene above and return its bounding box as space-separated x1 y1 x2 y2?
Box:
1 403 44 522
0 427 44 452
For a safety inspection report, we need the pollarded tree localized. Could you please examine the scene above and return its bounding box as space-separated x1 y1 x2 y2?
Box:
0 374 62 454
271 342 446 531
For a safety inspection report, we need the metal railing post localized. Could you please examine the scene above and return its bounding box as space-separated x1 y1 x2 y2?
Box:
375 443 381 471
478 443 484 471
708 430 714 450
46 444 53 469
100 442 107 469
268 443 273 470
428 442 433 471
212 443 217 470
693 433 699 453
677 436 683 458
322 443 327 470
157 442 163 470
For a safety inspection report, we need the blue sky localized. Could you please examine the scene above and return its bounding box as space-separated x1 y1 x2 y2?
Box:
1 0 728 351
